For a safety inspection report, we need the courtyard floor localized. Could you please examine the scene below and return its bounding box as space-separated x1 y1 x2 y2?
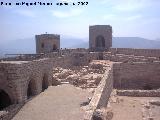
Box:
107 90 160 120
12 84 93 120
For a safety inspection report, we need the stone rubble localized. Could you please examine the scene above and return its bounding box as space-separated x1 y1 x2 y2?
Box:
52 61 110 88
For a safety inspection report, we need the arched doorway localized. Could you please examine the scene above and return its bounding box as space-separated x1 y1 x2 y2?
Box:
27 79 36 98
53 44 57 51
98 53 103 60
41 43 44 48
95 35 105 48
42 74 49 91
0 89 12 110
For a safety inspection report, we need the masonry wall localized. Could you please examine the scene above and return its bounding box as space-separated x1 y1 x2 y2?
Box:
109 48 160 58
113 62 160 89
89 25 112 51
104 52 160 62
36 34 60 53
50 52 103 68
70 52 101 66
0 58 53 104
85 64 113 120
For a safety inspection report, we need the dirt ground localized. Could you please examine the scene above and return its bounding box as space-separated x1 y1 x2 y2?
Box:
107 90 160 120
12 84 93 120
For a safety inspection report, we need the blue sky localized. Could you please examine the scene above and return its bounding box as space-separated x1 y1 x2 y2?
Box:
0 0 160 44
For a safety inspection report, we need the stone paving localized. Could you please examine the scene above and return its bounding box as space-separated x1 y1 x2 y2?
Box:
12 84 93 120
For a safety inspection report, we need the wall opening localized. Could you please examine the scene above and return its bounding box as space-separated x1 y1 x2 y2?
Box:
27 79 36 98
143 84 153 90
95 35 105 48
53 44 57 50
0 90 12 110
42 74 49 91
41 43 44 48
98 53 104 60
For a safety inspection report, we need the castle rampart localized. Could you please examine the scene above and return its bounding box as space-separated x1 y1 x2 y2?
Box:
36 34 60 53
109 48 160 57
113 61 160 90
0 58 53 104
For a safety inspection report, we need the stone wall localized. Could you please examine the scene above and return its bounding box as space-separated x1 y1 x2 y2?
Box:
117 90 160 97
0 58 53 104
89 25 112 51
70 52 101 66
109 48 160 58
84 63 113 120
61 48 89 55
104 52 160 62
113 62 160 89
36 34 60 53
50 52 103 68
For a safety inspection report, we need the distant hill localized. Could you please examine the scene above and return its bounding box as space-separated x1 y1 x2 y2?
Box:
68 37 160 49
0 36 160 57
60 35 88 48
0 37 36 57
112 37 160 49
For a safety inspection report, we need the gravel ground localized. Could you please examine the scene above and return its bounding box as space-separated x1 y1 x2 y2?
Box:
12 84 91 120
107 90 160 120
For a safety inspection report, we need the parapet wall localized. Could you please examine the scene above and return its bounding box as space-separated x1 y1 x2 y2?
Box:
109 48 160 57
113 62 160 90
117 90 160 97
50 52 102 68
85 63 113 120
104 52 160 63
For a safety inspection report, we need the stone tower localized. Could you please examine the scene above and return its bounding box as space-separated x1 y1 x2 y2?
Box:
89 25 112 51
36 34 60 53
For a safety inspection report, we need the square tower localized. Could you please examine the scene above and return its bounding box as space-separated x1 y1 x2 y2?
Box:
36 34 60 53
89 25 112 51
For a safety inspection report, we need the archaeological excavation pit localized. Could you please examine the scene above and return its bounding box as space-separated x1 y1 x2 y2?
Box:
101 62 160 120
52 60 111 88
113 62 160 90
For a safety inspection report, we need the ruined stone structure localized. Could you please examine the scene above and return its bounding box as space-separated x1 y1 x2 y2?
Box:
89 25 112 51
0 59 53 107
36 34 60 53
0 25 160 120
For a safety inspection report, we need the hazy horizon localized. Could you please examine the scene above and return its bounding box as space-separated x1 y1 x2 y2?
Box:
1 0 160 45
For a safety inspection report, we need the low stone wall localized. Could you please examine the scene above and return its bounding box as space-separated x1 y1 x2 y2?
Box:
109 48 160 58
61 48 89 55
104 52 160 62
117 90 160 97
70 52 100 66
113 62 160 90
84 63 113 120
52 52 102 68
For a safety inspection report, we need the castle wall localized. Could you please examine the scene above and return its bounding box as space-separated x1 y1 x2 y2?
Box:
117 90 160 97
84 63 113 120
36 34 60 53
70 52 100 66
104 52 160 62
89 25 112 51
49 52 103 68
113 62 160 89
0 58 53 104
110 48 160 58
